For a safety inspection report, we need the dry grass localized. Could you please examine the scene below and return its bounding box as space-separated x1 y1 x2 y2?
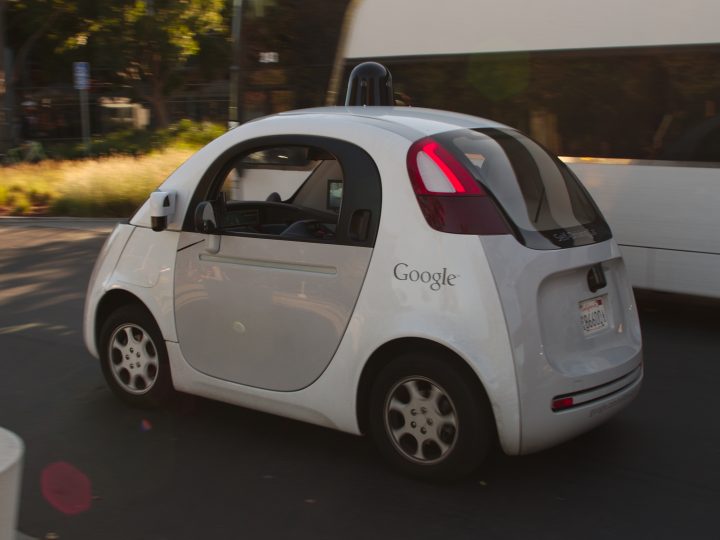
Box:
0 149 194 216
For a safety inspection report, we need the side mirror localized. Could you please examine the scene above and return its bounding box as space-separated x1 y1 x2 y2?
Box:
194 201 218 234
149 191 177 232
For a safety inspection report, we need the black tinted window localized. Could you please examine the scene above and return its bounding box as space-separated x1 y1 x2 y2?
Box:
346 44 720 163
437 128 611 249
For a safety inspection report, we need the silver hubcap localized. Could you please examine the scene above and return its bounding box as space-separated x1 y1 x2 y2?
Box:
108 324 159 395
384 376 458 464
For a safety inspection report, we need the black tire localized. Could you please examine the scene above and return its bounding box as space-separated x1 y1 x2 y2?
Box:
99 304 174 409
368 351 494 480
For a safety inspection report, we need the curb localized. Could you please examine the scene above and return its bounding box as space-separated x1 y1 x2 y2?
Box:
0 217 122 233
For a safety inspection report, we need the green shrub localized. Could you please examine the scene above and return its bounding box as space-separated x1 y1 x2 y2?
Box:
26 184 57 206
1 141 197 217
152 119 225 149
9 191 31 215
49 195 141 217
3 141 47 164
40 120 225 162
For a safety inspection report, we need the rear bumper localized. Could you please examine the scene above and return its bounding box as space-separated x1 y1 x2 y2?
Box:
519 353 643 454
551 363 642 412
479 235 643 455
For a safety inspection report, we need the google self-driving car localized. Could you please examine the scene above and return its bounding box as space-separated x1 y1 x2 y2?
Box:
84 64 642 479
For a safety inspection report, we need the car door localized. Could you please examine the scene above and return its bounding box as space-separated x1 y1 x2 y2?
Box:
174 135 381 391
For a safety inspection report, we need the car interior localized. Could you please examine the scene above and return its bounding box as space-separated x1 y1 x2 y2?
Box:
216 146 344 241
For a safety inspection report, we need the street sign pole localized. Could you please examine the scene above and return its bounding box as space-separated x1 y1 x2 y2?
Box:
73 62 91 154
79 88 90 153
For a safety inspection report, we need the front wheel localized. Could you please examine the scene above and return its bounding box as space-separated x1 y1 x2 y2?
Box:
99 304 173 408
368 352 494 480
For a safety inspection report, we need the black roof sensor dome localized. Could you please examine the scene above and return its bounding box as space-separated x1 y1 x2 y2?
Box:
345 62 394 106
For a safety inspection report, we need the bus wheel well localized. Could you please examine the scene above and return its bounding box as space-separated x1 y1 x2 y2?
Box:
356 338 491 435
94 290 152 348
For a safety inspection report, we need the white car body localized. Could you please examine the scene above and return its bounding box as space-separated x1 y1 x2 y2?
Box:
84 107 642 474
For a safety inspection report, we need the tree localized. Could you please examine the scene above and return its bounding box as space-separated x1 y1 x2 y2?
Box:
70 0 228 128
3 0 86 148
7 0 83 86
0 0 8 153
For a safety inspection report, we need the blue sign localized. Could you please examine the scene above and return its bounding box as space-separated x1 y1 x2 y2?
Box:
73 62 90 91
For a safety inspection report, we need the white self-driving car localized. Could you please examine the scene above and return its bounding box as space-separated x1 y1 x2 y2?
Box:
84 103 642 478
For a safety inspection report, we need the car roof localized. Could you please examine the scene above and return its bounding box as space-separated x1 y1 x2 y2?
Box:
271 106 510 140
133 107 511 230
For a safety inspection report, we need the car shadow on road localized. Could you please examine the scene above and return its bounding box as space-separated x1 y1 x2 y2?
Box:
0 228 108 346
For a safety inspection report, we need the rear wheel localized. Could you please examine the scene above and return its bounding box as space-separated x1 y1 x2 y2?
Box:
368 352 493 480
99 305 173 408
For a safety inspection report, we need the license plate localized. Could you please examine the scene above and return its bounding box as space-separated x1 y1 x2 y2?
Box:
579 296 609 336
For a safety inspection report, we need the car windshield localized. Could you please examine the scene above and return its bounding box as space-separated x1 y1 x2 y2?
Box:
436 128 612 249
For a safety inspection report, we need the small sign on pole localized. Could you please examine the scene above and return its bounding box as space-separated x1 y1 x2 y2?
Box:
73 62 90 91
258 51 279 64
73 62 91 153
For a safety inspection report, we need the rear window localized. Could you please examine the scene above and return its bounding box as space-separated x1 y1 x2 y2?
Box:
436 128 612 249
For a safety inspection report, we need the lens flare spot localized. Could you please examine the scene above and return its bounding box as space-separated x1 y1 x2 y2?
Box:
41 462 92 515
141 419 153 432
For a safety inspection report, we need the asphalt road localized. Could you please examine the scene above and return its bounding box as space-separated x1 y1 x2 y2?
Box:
0 222 718 540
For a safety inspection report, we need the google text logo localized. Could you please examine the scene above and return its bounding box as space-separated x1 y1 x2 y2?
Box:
393 263 458 291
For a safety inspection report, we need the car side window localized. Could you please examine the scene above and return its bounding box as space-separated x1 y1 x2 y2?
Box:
186 135 382 247
213 145 344 242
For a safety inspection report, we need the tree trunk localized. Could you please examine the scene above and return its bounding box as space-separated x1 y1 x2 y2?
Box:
148 53 169 129
8 10 61 146
12 11 60 88
150 77 169 129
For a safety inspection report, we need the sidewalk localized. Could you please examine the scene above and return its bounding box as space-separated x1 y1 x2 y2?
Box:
0 217 122 234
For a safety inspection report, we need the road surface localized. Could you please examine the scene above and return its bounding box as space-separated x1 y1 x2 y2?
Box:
0 222 717 539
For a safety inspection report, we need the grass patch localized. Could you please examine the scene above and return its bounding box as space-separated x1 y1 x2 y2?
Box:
0 149 194 217
0 119 224 217
6 120 225 163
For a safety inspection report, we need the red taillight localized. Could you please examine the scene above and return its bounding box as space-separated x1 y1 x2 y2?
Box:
408 140 483 195
551 397 575 412
406 137 509 235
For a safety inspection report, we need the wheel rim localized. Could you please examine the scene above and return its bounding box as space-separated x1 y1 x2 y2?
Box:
108 323 160 395
383 376 459 465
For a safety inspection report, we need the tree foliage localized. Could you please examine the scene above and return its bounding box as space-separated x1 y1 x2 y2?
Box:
7 0 229 128
6 0 86 85
72 0 229 127
4 0 351 135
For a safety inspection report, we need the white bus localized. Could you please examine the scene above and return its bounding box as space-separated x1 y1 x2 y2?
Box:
332 0 720 298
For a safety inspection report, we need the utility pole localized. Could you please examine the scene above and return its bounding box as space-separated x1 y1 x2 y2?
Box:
228 0 243 129
326 0 361 106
